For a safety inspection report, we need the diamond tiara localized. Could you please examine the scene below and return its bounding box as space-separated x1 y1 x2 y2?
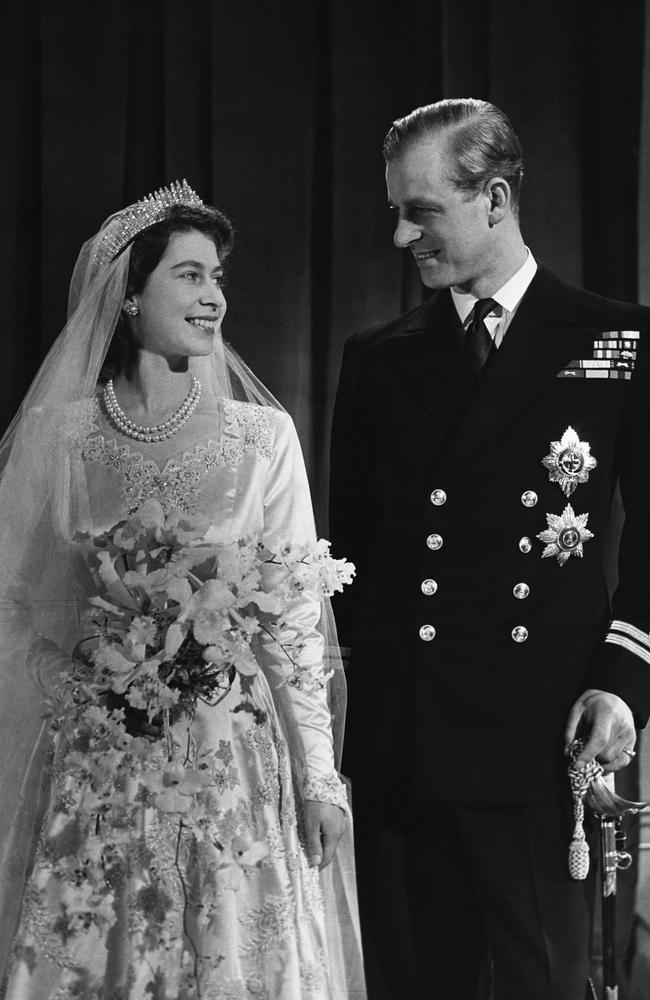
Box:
94 179 205 265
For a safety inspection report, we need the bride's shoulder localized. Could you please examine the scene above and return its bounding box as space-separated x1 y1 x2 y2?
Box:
220 398 288 452
23 396 100 444
220 397 279 420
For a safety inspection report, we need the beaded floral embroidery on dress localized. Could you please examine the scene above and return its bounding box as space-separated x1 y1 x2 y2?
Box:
75 397 274 515
303 773 350 812
9 686 331 1000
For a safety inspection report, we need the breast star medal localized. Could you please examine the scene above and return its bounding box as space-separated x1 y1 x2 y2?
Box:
537 504 594 565
542 426 597 497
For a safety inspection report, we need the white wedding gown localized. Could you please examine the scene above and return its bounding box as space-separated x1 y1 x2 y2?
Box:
4 397 357 1000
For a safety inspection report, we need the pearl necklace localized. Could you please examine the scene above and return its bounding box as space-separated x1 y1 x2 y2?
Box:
103 376 202 442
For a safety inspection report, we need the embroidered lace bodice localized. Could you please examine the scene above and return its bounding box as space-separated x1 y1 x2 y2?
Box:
69 395 274 517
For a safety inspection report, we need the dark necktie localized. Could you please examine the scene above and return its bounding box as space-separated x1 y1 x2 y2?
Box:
464 297 497 377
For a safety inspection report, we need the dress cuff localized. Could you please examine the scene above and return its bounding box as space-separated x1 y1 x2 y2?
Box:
303 771 350 812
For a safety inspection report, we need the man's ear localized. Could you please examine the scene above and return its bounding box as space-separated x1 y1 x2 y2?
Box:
486 177 511 226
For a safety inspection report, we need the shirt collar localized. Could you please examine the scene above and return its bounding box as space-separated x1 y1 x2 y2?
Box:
450 248 538 324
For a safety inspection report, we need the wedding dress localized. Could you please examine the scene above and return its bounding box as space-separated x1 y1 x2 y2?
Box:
2 394 361 1000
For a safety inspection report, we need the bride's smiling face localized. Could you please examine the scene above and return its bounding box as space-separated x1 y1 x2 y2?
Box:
125 229 227 361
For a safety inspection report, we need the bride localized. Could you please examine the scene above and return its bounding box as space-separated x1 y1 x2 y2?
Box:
0 182 365 999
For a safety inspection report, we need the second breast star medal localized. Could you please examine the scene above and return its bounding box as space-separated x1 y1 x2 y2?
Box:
542 426 597 497
537 504 594 566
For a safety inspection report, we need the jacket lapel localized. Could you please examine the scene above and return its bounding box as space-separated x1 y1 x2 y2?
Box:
431 266 596 474
385 289 474 431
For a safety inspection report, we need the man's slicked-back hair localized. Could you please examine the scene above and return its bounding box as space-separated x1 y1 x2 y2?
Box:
383 98 524 214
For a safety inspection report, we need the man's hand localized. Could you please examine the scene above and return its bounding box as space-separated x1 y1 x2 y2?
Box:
565 688 636 773
303 800 347 870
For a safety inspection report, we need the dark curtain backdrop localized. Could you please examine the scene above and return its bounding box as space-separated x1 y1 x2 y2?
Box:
1 0 648 990
0 0 645 526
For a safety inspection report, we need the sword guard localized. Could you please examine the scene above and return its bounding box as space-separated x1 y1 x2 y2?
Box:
566 739 646 880
568 739 647 818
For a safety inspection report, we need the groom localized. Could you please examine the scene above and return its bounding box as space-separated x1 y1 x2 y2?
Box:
330 98 650 999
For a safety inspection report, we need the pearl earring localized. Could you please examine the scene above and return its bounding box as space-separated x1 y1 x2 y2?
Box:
123 302 139 317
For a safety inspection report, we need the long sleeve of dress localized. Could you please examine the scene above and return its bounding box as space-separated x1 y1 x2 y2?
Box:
258 411 348 812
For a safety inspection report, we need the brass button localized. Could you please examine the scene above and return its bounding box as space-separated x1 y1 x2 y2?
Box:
421 578 438 596
511 626 529 643
419 624 436 641
513 583 530 600
519 536 532 553
521 491 538 508
430 489 447 506
426 533 443 551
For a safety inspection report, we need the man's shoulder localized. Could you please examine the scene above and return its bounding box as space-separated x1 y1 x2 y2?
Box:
536 265 650 328
570 285 650 326
344 294 443 356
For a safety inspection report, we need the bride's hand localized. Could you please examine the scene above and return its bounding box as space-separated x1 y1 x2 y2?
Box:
303 799 347 870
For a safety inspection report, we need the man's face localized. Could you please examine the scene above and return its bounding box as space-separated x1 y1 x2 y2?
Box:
386 133 494 293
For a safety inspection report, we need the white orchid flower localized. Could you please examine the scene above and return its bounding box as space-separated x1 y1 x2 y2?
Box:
96 551 141 611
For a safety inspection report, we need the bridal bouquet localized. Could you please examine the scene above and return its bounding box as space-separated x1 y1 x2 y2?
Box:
51 498 354 788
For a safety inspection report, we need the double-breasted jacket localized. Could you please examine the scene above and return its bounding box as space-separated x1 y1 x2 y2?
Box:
330 265 650 804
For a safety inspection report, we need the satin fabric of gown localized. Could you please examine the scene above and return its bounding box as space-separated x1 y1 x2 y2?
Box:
4 396 351 1000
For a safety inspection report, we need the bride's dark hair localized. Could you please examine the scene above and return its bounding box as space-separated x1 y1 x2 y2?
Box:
99 204 234 384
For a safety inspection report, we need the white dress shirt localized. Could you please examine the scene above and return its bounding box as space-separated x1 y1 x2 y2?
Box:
450 249 538 348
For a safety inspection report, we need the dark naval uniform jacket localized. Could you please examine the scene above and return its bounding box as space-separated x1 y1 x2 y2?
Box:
330 264 650 806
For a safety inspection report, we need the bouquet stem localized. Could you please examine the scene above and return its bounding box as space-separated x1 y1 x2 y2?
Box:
163 708 173 762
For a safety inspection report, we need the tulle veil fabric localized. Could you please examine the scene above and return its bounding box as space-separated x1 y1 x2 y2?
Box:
0 207 365 997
